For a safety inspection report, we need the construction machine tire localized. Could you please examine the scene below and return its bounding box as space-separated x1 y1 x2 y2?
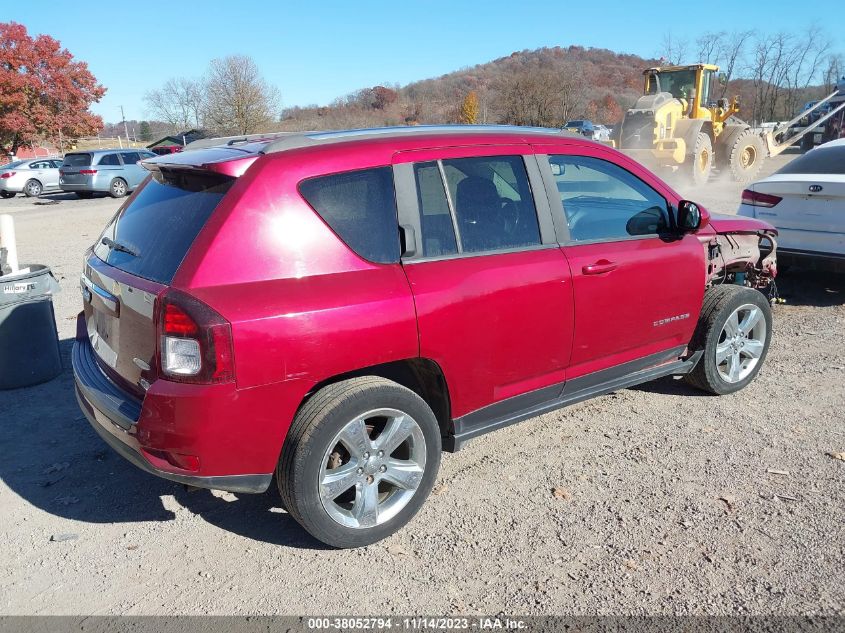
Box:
727 130 766 184
690 133 713 186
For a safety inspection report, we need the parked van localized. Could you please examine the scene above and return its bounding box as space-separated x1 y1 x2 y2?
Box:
60 149 156 198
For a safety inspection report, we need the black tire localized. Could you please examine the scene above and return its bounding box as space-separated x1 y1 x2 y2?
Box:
23 179 42 197
109 178 128 198
0 191 14 199
76 191 94 199
727 129 766 184
689 132 713 186
277 377 441 548
800 132 815 153
684 285 772 395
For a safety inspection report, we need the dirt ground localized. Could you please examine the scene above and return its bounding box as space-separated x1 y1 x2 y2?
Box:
0 150 843 616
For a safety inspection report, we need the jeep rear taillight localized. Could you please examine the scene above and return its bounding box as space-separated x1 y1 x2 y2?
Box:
156 289 234 384
741 189 782 208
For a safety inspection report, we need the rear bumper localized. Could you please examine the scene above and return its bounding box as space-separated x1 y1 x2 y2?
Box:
72 336 273 493
0 179 24 193
60 182 109 193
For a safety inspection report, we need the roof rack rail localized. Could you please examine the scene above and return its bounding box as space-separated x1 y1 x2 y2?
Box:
184 132 300 151
260 124 574 154
182 125 579 155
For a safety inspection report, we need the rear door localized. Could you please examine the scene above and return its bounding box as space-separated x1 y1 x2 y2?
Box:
394 145 574 419
535 145 704 379
120 152 147 188
82 168 234 394
97 152 123 184
46 160 62 188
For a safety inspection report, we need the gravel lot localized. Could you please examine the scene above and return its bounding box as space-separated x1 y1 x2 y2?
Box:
0 151 843 616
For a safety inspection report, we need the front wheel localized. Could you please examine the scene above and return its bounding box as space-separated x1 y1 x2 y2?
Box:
277 377 441 548
689 132 713 186
685 285 773 395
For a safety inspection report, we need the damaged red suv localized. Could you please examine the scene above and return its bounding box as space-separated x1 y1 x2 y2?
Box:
73 126 778 547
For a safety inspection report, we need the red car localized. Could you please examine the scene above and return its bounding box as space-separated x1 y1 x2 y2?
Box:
73 126 778 547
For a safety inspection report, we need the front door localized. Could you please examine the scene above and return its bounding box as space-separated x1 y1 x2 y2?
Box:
394 146 574 419
537 148 705 379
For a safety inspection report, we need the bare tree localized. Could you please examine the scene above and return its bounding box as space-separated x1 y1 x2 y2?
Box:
718 30 753 97
143 78 205 131
659 33 688 65
495 66 583 127
204 55 280 135
782 25 831 116
696 32 725 65
824 54 845 92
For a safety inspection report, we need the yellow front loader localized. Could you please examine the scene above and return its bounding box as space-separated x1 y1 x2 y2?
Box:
616 64 845 184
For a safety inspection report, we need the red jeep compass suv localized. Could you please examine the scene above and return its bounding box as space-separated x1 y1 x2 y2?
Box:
73 126 778 548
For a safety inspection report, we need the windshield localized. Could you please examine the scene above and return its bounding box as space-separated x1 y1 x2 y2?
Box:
652 70 697 100
566 121 584 127
1 160 25 170
93 170 234 284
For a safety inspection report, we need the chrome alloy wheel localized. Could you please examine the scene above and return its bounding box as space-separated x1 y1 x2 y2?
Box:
716 303 767 383
319 408 426 529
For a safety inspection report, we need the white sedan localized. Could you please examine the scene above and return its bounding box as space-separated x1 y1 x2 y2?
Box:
738 139 845 270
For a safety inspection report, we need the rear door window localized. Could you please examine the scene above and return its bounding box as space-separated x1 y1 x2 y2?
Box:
440 155 541 253
299 167 400 264
98 153 121 166
63 153 93 167
414 161 458 257
121 152 142 165
94 170 233 284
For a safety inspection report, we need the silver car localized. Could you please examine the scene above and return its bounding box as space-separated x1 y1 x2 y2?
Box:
0 158 63 198
59 149 156 198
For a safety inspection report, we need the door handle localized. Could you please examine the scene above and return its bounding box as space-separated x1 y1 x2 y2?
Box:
582 260 618 275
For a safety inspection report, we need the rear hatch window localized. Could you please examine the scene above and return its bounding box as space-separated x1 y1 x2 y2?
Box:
776 145 845 175
94 170 233 284
63 153 93 167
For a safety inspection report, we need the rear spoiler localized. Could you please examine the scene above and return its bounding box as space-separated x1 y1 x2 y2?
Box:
141 146 258 178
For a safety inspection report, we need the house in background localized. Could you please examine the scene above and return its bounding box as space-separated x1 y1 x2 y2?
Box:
146 129 207 155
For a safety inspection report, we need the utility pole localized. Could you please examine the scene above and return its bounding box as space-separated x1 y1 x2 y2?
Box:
120 106 130 144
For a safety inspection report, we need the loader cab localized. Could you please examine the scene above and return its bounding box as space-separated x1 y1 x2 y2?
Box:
644 64 719 119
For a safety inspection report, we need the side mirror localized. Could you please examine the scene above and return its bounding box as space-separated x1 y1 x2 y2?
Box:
717 72 727 86
677 200 710 232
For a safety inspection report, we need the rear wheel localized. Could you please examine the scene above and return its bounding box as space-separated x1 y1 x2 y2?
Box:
277 377 441 548
689 132 713 185
109 178 128 198
24 179 43 197
76 191 94 199
685 285 772 395
727 129 766 184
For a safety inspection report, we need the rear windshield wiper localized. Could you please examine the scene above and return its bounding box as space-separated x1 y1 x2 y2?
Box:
101 236 140 257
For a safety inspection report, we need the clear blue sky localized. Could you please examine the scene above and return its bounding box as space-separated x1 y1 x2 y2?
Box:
5 0 844 124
